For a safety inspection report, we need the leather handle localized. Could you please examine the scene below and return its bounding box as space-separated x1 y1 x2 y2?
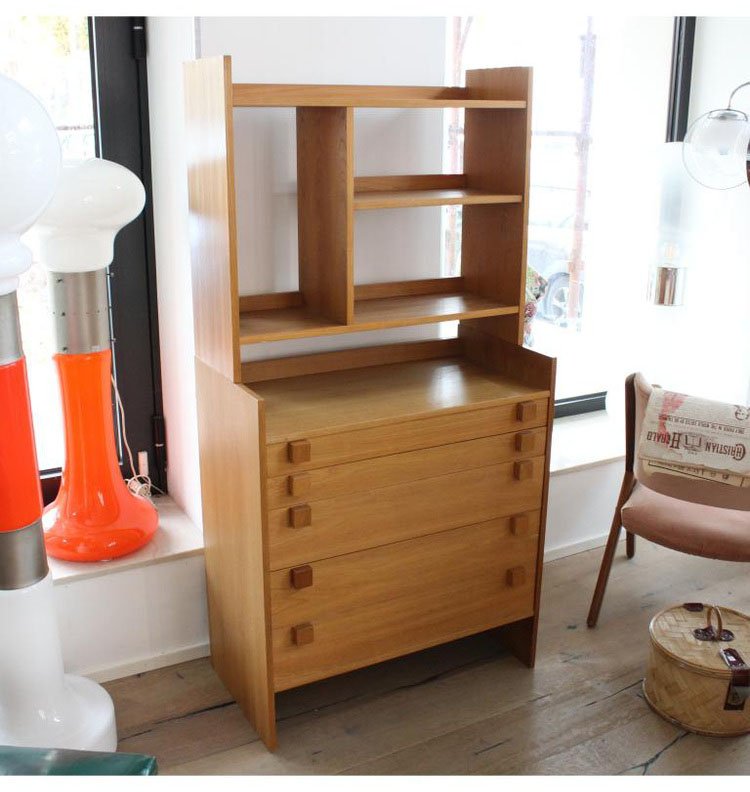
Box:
693 604 735 642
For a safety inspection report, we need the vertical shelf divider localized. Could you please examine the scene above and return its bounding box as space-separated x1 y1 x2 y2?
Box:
296 106 354 324
460 67 533 346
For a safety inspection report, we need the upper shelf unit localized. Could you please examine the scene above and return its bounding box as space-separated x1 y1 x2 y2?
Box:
231 83 528 108
184 57 532 383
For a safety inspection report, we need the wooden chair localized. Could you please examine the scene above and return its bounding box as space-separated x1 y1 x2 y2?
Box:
587 372 750 627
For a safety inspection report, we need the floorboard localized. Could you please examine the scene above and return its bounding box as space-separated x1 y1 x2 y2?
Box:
104 540 750 774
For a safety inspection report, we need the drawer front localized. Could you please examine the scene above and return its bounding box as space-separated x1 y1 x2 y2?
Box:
270 515 539 691
266 428 547 509
265 398 548 476
267 456 545 570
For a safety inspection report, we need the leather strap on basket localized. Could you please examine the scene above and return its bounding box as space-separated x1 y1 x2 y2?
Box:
721 648 750 711
691 605 735 642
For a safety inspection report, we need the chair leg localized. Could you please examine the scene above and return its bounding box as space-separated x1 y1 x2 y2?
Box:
587 515 623 628
587 472 635 628
626 531 636 559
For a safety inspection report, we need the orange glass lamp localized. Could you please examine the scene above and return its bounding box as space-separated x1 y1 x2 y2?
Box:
35 159 158 562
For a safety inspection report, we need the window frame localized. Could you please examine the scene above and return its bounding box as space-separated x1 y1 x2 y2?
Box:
550 15 696 418
41 16 165 502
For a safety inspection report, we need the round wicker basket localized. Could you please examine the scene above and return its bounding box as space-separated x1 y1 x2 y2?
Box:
644 603 750 737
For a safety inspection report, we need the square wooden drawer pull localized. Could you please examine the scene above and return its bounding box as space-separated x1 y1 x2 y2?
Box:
506 566 526 587
515 430 536 453
287 439 311 464
288 472 311 497
290 564 313 589
516 401 537 422
288 504 312 528
513 460 534 481
292 622 314 646
510 514 530 536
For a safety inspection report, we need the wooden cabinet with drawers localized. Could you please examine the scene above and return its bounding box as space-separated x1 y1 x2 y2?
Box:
186 56 555 750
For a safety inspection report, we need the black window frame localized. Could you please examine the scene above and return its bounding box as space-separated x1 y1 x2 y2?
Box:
41 16 165 501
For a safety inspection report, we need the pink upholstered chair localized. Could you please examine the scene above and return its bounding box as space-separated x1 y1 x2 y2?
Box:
587 372 750 627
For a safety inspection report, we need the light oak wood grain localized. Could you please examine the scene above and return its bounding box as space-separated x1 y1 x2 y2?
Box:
354 174 467 192
242 338 461 384
238 293 518 344
266 430 547 509
297 106 353 324
266 399 548 477
461 67 533 344
232 82 527 108
254 356 549 444
184 56 240 381
195 358 276 749
270 519 537 690
354 277 464 301
267 459 545 570
354 188 522 211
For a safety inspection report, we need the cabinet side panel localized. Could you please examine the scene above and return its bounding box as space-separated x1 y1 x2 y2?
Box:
462 68 532 344
460 324 555 666
184 56 240 381
297 106 354 324
195 357 276 749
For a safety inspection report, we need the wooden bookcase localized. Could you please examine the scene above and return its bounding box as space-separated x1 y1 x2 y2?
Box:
185 55 556 750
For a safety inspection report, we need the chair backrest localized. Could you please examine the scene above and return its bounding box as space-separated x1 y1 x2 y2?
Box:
632 372 750 510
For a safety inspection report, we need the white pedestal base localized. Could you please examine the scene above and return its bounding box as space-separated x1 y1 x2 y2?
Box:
0 573 117 751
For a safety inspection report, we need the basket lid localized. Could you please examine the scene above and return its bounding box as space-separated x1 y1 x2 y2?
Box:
649 603 750 675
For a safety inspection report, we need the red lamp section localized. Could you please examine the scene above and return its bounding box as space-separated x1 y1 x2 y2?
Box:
0 357 43 533
43 350 158 561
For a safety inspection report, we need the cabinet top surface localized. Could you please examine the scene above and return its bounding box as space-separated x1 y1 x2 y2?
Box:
250 357 549 441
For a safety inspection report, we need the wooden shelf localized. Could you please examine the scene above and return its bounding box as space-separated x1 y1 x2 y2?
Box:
232 83 527 109
238 292 519 344
253 356 550 441
354 188 521 211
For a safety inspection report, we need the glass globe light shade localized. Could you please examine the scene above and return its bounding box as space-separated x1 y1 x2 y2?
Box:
34 158 146 273
0 75 61 295
682 109 750 190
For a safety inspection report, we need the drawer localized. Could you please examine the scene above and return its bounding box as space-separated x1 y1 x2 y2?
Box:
265 398 548 476
267 456 545 570
270 515 539 691
266 427 547 509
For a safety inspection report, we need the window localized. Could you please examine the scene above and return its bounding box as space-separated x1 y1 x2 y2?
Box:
444 16 676 410
2 17 165 494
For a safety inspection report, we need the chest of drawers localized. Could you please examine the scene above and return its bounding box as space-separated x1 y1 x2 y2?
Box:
195 350 554 749
186 58 554 751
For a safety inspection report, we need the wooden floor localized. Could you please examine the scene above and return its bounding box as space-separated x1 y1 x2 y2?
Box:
105 540 750 774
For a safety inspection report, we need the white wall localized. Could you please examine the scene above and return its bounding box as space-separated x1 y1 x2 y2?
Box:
147 17 202 528
198 17 449 363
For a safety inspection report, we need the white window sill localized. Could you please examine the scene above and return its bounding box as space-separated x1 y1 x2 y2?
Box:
550 409 625 475
49 496 204 585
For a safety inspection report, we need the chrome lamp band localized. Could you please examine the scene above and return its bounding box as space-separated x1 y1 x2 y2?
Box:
49 269 111 355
